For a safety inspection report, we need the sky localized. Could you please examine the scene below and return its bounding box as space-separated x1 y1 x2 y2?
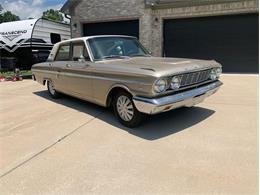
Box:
1 0 67 19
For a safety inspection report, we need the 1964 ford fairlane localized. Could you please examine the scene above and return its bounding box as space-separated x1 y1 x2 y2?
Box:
32 35 223 127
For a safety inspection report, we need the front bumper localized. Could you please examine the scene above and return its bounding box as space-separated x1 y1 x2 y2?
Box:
133 80 223 114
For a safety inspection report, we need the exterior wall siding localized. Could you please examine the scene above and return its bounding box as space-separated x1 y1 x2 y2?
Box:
69 0 258 56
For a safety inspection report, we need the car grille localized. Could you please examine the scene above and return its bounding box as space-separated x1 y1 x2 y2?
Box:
179 69 212 87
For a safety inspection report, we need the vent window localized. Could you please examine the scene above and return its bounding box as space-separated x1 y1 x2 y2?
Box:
50 33 61 44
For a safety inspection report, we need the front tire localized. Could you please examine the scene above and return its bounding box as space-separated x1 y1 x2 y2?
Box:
47 80 60 99
113 91 144 128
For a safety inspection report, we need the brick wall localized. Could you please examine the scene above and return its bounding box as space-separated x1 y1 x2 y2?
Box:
69 0 258 57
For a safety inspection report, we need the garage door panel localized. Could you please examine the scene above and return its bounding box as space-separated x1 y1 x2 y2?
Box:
164 14 259 73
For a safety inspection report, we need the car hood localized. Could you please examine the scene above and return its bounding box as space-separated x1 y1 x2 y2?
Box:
99 57 221 77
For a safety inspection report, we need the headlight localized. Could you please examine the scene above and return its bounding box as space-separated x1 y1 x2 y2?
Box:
216 67 222 77
209 69 217 80
170 76 180 90
153 79 167 93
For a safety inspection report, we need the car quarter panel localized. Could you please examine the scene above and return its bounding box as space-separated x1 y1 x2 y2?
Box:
32 62 68 93
32 63 55 86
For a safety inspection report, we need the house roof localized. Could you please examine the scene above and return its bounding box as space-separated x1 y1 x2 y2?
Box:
60 0 82 14
145 0 243 8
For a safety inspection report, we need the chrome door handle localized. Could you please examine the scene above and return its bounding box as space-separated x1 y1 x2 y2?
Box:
66 64 71 68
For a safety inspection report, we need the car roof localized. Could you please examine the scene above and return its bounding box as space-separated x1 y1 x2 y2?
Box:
58 35 137 45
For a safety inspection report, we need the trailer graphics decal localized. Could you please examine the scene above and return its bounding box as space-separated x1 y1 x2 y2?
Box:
0 39 28 52
0 29 30 52
0 30 28 41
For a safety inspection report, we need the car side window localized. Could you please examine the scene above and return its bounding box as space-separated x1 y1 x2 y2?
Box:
72 41 90 61
55 44 70 61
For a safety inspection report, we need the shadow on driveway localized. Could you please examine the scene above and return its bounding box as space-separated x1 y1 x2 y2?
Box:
34 91 215 140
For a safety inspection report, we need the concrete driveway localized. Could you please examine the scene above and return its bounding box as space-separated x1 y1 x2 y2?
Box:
0 75 258 194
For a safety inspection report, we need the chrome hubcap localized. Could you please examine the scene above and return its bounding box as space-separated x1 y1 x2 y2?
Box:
48 81 55 95
116 95 134 121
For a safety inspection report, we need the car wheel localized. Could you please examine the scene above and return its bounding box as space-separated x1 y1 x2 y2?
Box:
113 91 144 128
47 80 60 99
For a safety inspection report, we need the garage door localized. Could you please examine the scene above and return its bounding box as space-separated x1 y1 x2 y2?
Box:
163 14 259 73
83 20 139 39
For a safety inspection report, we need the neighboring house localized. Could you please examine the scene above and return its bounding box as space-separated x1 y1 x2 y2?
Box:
61 0 258 73
0 19 71 71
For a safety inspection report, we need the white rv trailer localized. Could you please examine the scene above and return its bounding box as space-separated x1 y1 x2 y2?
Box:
0 18 70 71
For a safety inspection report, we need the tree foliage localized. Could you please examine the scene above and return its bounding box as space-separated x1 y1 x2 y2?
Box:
42 9 64 22
0 6 20 24
0 4 3 14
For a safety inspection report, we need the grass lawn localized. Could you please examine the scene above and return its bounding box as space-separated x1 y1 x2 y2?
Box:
0 70 32 78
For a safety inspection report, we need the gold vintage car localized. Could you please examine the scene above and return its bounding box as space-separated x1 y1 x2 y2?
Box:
32 35 223 127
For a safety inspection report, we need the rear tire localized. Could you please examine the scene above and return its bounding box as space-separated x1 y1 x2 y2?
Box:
113 91 144 128
47 80 60 99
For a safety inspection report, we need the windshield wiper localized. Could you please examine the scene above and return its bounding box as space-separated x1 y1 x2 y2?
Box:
102 55 130 60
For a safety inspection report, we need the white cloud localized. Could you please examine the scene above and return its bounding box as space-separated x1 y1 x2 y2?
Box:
2 0 63 20
32 0 43 6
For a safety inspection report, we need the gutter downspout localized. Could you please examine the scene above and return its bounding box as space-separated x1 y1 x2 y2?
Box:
64 14 72 38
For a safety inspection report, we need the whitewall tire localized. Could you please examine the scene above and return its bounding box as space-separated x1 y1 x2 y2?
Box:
47 80 60 99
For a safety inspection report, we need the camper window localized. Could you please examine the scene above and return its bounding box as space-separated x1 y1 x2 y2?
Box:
50 33 61 44
55 44 70 61
72 41 90 61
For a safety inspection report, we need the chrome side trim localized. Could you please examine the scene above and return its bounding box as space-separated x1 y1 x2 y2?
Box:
133 80 223 114
32 69 151 86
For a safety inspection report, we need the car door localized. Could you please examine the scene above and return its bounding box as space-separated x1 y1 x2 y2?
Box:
50 43 71 92
61 40 93 99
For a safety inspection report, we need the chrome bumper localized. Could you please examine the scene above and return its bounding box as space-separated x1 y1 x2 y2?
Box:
133 80 223 114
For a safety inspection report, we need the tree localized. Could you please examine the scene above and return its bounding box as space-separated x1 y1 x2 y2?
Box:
0 4 20 23
0 11 20 23
0 4 3 14
42 9 64 22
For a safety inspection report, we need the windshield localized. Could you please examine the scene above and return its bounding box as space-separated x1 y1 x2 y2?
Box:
87 37 150 60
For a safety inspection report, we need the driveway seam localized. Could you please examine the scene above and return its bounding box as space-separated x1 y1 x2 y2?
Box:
0 110 105 179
